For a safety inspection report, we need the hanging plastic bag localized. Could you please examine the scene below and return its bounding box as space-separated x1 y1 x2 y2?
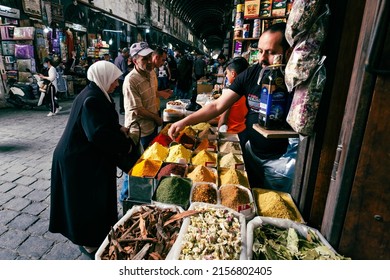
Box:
285 5 330 92
285 0 324 47
286 56 326 136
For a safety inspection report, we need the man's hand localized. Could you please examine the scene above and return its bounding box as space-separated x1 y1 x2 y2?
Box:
120 126 129 137
168 120 185 140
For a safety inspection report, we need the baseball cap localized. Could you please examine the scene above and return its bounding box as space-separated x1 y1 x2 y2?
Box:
130 42 153 57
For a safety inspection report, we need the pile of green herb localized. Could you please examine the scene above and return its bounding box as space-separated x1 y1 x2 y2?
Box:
155 176 192 208
252 224 350 260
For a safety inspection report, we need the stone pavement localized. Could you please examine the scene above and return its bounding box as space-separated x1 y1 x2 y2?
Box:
0 95 127 260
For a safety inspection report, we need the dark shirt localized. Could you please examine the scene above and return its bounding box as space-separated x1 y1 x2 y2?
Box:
229 63 288 159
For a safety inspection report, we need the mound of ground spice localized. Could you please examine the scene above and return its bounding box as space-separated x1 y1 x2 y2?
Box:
157 163 187 181
256 191 298 221
179 126 197 138
219 141 242 154
191 183 217 204
155 176 192 207
220 184 250 211
165 144 192 163
141 142 169 161
191 150 217 166
191 122 211 132
187 165 216 183
219 168 249 188
219 152 244 168
150 133 172 147
131 159 162 177
176 132 196 150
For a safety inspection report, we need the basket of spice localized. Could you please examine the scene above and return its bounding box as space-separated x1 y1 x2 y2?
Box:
219 184 256 220
252 188 304 223
218 152 245 169
190 182 219 205
246 216 351 260
186 164 217 185
190 150 217 167
166 202 247 260
218 140 242 154
152 176 193 210
96 204 192 260
219 167 250 188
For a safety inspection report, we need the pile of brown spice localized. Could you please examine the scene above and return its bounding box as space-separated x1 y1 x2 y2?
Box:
219 168 249 188
187 165 216 183
219 152 244 168
191 183 217 204
220 184 250 211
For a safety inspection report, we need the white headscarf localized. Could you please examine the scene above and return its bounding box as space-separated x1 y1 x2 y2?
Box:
87 60 123 102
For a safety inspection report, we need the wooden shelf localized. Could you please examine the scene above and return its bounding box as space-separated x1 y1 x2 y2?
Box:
233 37 259 41
253 123 299 139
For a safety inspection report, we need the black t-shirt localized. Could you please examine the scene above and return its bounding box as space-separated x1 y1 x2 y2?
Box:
229 63 288 159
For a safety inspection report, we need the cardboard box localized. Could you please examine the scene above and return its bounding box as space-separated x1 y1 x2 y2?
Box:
197 82 213 93
244 0 261 19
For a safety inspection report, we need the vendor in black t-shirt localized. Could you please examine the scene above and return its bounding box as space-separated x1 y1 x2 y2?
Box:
168 22 293 191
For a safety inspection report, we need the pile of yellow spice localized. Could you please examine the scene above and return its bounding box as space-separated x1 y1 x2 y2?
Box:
131 159 162 177
165 144 192 163
219 168 249 188
141 142 168 161
187 165 216 183
191 150 217 166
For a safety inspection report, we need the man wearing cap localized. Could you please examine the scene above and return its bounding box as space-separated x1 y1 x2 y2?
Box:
120 42 162 202
114 47 130 114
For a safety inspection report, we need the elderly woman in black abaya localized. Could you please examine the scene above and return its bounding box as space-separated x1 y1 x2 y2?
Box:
49 61 135 257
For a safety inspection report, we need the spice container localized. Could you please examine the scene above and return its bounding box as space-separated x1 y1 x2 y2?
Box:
153 176 193 210
219 184 255 220
219 167 250 188
165 143 192 164
246 217 350 260
141 142 168 161
252 188 304 223
218 152 245 169
218 132 240 142
130 158 162 178
186 164 218 185
166 202 247 260
218 140 242 154
166 100 186 110
156 162 188 181
191 150 217 167
96 204 184 260
190 182 219 205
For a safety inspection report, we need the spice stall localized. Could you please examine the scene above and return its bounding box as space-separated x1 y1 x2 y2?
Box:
95 118 349 260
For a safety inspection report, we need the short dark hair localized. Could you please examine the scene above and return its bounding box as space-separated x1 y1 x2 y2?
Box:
43 57 52 64
264 22 290 53
154 47 167 56
226 57 249 75
217 54 226 60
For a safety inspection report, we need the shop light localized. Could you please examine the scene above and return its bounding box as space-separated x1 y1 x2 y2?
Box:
145 28 150 33
109 38 113 45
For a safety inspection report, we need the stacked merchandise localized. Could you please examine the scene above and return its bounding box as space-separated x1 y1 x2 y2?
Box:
0 26 35 83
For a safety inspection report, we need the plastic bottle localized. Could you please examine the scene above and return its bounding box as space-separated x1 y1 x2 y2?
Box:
257 54 289 130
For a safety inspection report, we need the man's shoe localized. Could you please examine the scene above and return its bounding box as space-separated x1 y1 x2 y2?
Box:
47 112 56 117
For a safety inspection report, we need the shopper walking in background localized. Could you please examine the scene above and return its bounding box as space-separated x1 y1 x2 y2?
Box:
193 53 207 80
175 53 193 99
38 57 61 116
114 47 130 114
151 47 173 115
49 61 134 258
